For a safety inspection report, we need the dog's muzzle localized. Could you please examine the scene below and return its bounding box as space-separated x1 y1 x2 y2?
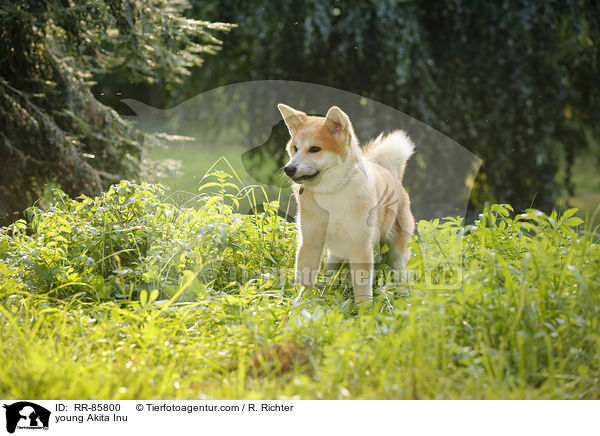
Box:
284 165 297 177
284 165 320 183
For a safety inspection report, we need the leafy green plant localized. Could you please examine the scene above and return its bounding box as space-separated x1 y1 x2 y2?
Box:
0 176 295 302
0 176 598 399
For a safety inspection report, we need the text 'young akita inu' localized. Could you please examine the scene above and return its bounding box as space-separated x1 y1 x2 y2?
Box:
278 103 415 305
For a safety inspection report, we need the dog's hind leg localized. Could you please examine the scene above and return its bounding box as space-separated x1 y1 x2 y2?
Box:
388 204 415 270
388 233 411 270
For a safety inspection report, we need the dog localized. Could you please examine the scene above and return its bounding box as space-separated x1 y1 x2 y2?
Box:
278 104 415 305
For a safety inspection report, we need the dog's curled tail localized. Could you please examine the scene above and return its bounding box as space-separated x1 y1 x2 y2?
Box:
363 130 415 181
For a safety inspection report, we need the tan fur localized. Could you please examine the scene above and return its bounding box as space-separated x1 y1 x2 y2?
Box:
278 104 415 306
290 118 348 157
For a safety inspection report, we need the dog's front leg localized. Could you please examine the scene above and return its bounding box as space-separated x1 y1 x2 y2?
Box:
349 246 374 306
295 240 325 286
295 211 327 287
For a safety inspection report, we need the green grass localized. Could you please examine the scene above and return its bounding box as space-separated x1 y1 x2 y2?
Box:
561 154 600 229
0 177 599 399
145 142 250 192
144 143 291 215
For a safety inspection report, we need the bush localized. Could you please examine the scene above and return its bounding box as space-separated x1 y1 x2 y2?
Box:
0 177 295 301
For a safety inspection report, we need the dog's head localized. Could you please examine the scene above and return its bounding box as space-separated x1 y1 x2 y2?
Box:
277 104 360 188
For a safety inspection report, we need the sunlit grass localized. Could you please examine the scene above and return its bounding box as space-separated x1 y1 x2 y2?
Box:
0 170 598 399
145 142 249 192
559 153 600 229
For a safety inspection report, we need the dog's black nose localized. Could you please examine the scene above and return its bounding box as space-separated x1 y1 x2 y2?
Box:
284 165 296 177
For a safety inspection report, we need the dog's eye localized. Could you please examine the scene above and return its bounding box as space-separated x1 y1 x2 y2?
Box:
293 145 298 153
308 146 321 153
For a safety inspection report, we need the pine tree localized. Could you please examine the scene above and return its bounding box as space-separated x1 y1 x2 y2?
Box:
0 0 232 225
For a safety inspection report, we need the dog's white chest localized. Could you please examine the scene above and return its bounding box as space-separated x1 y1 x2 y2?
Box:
313 190 373 257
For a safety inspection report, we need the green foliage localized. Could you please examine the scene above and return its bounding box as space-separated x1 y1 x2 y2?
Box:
1 179 599 399
0 178 295 301
0 0 232 225
185 0 600 214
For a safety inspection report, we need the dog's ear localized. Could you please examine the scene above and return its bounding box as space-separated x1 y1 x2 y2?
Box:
278 104 307 137
324 106 354 142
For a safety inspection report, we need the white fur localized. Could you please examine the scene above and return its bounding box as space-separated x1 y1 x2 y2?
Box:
364 130 415 180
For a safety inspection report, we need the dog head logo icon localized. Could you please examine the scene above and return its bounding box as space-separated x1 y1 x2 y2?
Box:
3 402 50 434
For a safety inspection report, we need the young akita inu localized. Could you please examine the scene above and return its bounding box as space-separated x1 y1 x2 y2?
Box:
278 104 415 305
